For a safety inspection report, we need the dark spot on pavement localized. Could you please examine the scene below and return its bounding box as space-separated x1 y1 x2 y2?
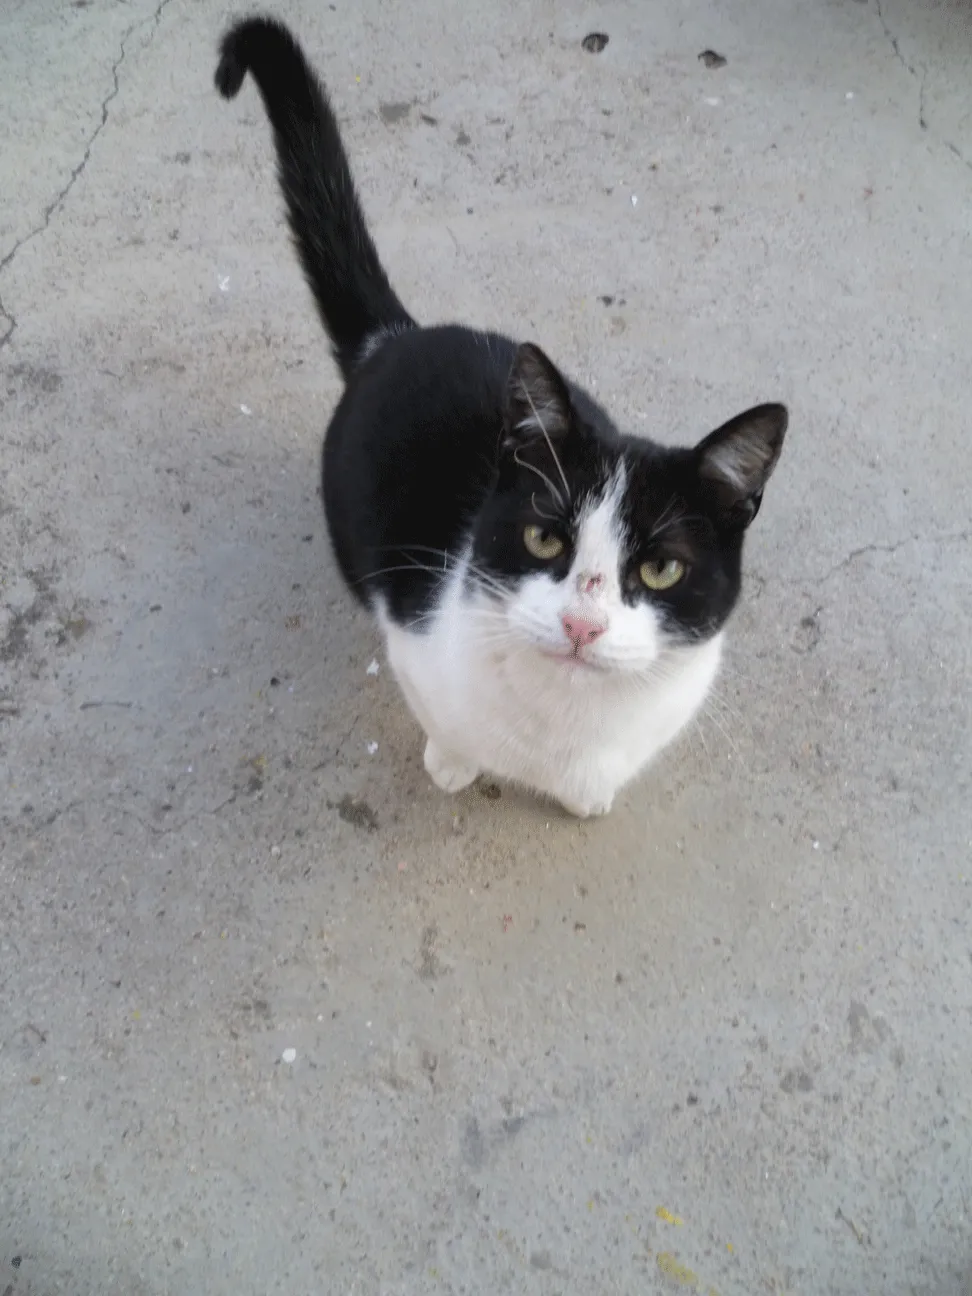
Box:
244 757 264 795
462 1116 485 1169
335 794 378 832
0 572 57 662
478 780 502 800
699 49 727 69
582 32 609 53
418 924 443 980
174 151 191 164
52 612 90 646
792 610 822 654
780 1069 814 1094
379 101 412 125
455 128 471 147
9 363 63 395
236 998 273 1032
848 1000 891 1053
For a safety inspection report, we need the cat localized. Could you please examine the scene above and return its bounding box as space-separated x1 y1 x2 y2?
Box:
215 16 788 818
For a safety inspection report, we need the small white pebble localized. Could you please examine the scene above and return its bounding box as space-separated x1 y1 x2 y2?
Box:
705 96 720 106
218 275 230 292
240 404 252 416
845 91 854 100
366 659 380 676
186 765 193 774
317 1014 324 1022
281 1048 297 1064
813 840 820 850
366 741 379 755
630 194 638 207
270 844 281 859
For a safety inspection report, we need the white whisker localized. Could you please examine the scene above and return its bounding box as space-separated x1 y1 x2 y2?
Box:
531 492 559 523
520 385 571 504
513 446 565 511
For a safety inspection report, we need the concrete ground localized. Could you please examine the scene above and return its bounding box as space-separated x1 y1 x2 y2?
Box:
1 0 970 1291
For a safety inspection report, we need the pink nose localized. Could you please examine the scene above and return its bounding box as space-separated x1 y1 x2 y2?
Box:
561 613 606 647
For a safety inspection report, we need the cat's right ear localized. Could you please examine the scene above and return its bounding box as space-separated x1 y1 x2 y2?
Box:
695 403 788 528
502 343 572 449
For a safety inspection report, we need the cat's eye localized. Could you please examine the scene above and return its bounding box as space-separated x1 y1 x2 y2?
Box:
639 558 685 591
523 524 565 561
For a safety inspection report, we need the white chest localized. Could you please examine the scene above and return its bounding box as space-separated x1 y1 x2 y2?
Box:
378 592 722 816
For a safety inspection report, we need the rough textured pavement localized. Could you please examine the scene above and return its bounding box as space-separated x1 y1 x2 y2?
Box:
2 1 971 1293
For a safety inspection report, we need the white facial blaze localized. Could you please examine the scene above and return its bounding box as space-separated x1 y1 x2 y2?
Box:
505 462 665 672
568 464 627 611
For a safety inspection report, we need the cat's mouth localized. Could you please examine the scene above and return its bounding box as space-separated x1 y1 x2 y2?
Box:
538 645 606 671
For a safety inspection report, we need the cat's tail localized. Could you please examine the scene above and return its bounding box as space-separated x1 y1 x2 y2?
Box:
215 15 414 379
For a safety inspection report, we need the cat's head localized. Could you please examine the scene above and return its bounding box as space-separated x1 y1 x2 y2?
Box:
468 343 787 673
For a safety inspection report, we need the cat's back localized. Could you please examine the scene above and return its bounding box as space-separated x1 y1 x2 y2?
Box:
322 324 516 617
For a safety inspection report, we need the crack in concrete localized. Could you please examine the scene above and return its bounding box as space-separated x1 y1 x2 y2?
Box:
816 528 970 584
875 0 928 130
944 139 972 175
0 0 173 352
114 790 240 837
873 0 971 174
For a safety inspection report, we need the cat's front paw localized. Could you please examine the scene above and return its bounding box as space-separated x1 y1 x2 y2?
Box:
423 739 479 794
559 794 615 819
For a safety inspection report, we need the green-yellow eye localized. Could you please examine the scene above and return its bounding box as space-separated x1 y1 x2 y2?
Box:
639 558 685 591
523 524 565 561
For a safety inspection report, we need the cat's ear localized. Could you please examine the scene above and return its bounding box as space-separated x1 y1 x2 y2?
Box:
503 343 572 448
695 403 788 527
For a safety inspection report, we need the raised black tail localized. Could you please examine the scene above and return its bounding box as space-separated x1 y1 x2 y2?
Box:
215 15 414 378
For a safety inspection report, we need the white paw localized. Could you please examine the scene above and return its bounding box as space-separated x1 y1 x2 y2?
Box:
559 794 614 819
423 740 479 794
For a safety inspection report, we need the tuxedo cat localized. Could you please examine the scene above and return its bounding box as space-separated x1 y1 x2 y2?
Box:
216 16 788 817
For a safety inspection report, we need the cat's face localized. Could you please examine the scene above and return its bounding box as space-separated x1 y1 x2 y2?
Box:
468 344 787 674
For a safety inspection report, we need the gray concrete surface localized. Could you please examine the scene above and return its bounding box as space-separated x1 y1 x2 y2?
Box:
1 0 970 1292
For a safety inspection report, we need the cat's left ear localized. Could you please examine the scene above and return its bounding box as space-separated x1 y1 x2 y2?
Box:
695 403 788 527
502 343 572 449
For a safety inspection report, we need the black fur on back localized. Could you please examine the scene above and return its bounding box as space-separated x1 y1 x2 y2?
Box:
215 15 413 378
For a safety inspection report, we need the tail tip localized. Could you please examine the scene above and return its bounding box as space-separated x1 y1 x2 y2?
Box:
215 27 247 98
215 16 298 98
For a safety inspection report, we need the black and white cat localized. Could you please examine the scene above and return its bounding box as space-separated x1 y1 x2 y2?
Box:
216 16 788 817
